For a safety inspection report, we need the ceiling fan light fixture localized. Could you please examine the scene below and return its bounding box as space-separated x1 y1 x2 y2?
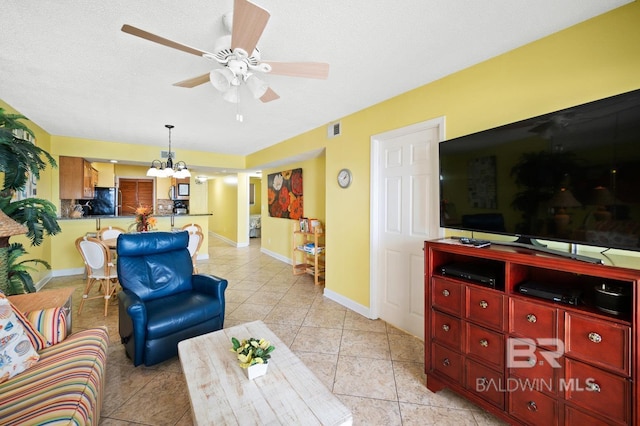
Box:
210 68 235 92
245 74 269 99
222 86 240 103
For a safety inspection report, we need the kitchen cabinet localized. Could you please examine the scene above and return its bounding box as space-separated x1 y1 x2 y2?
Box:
91 167 98 190
59 156 96 199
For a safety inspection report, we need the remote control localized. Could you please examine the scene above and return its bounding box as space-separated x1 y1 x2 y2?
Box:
459 237 490 247
472 240 491 248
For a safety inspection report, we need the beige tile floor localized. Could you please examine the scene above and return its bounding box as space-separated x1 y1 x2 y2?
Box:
45 237 507 426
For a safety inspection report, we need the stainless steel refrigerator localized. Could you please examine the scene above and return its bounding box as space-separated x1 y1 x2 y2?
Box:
89 187 117 216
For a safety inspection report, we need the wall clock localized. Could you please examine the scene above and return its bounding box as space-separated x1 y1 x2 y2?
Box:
337 168 352 188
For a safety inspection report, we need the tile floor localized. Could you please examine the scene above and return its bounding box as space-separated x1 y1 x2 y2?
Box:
45 237 507 425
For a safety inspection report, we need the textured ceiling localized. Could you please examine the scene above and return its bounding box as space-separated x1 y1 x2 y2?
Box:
0 0 630 170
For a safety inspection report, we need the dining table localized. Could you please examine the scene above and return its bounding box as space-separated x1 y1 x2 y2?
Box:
102 238 117 250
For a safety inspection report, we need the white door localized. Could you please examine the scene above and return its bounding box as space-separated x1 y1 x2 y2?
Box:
371 118 444 338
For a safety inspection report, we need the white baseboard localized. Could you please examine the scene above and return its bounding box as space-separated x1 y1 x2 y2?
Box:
260 247 291 264
211 232 247 248
34 271 54 291
323 288 373 319
51 267 85 278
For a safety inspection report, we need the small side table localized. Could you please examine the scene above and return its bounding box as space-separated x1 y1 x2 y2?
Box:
8 287 75 335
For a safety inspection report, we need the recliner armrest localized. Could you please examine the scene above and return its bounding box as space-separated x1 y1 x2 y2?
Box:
192 274 228 301
118 289 148 366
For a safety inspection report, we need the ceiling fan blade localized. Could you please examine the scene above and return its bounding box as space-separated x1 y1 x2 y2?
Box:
173 73 211 88
231 0 270 55
121 24 212 57
263 61 329 79
260 87 280 103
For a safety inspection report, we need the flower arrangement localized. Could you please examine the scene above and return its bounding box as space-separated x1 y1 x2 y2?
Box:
134 205 156 232
231 337 275 368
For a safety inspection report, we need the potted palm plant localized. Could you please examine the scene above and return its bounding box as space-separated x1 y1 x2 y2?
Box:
0 108 61 294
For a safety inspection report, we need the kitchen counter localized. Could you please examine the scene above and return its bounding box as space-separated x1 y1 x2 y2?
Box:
58 213 210 220
58 213 212 232
52 213 212 273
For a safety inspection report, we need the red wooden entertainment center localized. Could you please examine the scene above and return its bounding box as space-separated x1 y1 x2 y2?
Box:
424 238 639 425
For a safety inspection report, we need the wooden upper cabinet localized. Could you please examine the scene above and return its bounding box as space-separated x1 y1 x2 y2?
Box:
90 167 98 191
59 156 97 200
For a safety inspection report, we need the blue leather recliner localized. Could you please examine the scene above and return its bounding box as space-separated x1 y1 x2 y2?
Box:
116 231 227 366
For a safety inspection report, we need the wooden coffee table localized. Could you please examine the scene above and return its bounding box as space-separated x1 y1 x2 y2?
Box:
178 320 352 425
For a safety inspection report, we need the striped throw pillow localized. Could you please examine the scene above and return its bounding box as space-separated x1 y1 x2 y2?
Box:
25 307 68 345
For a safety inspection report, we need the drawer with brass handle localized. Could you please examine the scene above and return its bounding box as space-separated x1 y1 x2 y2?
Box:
465 358 505 409
508 386 557 426
564 358 630 424
431 342 463 383
466 322 504 370
432 310 462 350
509 297 557 342
565 312 630 375
432 277 463 316
466 285 504 331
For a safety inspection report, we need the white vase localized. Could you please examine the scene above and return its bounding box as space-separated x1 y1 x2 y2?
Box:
244 362 269 380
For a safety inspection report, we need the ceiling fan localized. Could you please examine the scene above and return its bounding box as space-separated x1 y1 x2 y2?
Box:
121 0 329 106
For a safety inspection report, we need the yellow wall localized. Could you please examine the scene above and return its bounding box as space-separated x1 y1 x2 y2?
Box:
248 2 640 307
91 162 115 187
209 176 238 242
2 2 639 304
259 154 326 260
250 177 261 215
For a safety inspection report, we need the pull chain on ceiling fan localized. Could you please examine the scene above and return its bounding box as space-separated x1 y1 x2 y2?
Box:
121 0 329 112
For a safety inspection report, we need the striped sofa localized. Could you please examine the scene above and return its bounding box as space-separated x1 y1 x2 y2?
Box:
0 327 109 425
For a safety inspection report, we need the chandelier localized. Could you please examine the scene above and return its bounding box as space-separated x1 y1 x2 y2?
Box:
146 124 191 178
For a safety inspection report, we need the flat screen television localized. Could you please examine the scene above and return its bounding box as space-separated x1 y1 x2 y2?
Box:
439 88 640 259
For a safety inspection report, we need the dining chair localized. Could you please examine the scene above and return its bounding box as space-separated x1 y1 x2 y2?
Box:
186 231 204 273
181 223 203 235
75 236 119 316
98 225 125 242
98 226 126 258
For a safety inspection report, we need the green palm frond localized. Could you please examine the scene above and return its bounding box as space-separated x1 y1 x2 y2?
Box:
0 108 59 292
3 243 50 294
0 108 57 193
1 198 61 246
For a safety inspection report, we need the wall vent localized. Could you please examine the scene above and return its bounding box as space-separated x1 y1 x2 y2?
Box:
161 150 177 159
327 121 341 138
